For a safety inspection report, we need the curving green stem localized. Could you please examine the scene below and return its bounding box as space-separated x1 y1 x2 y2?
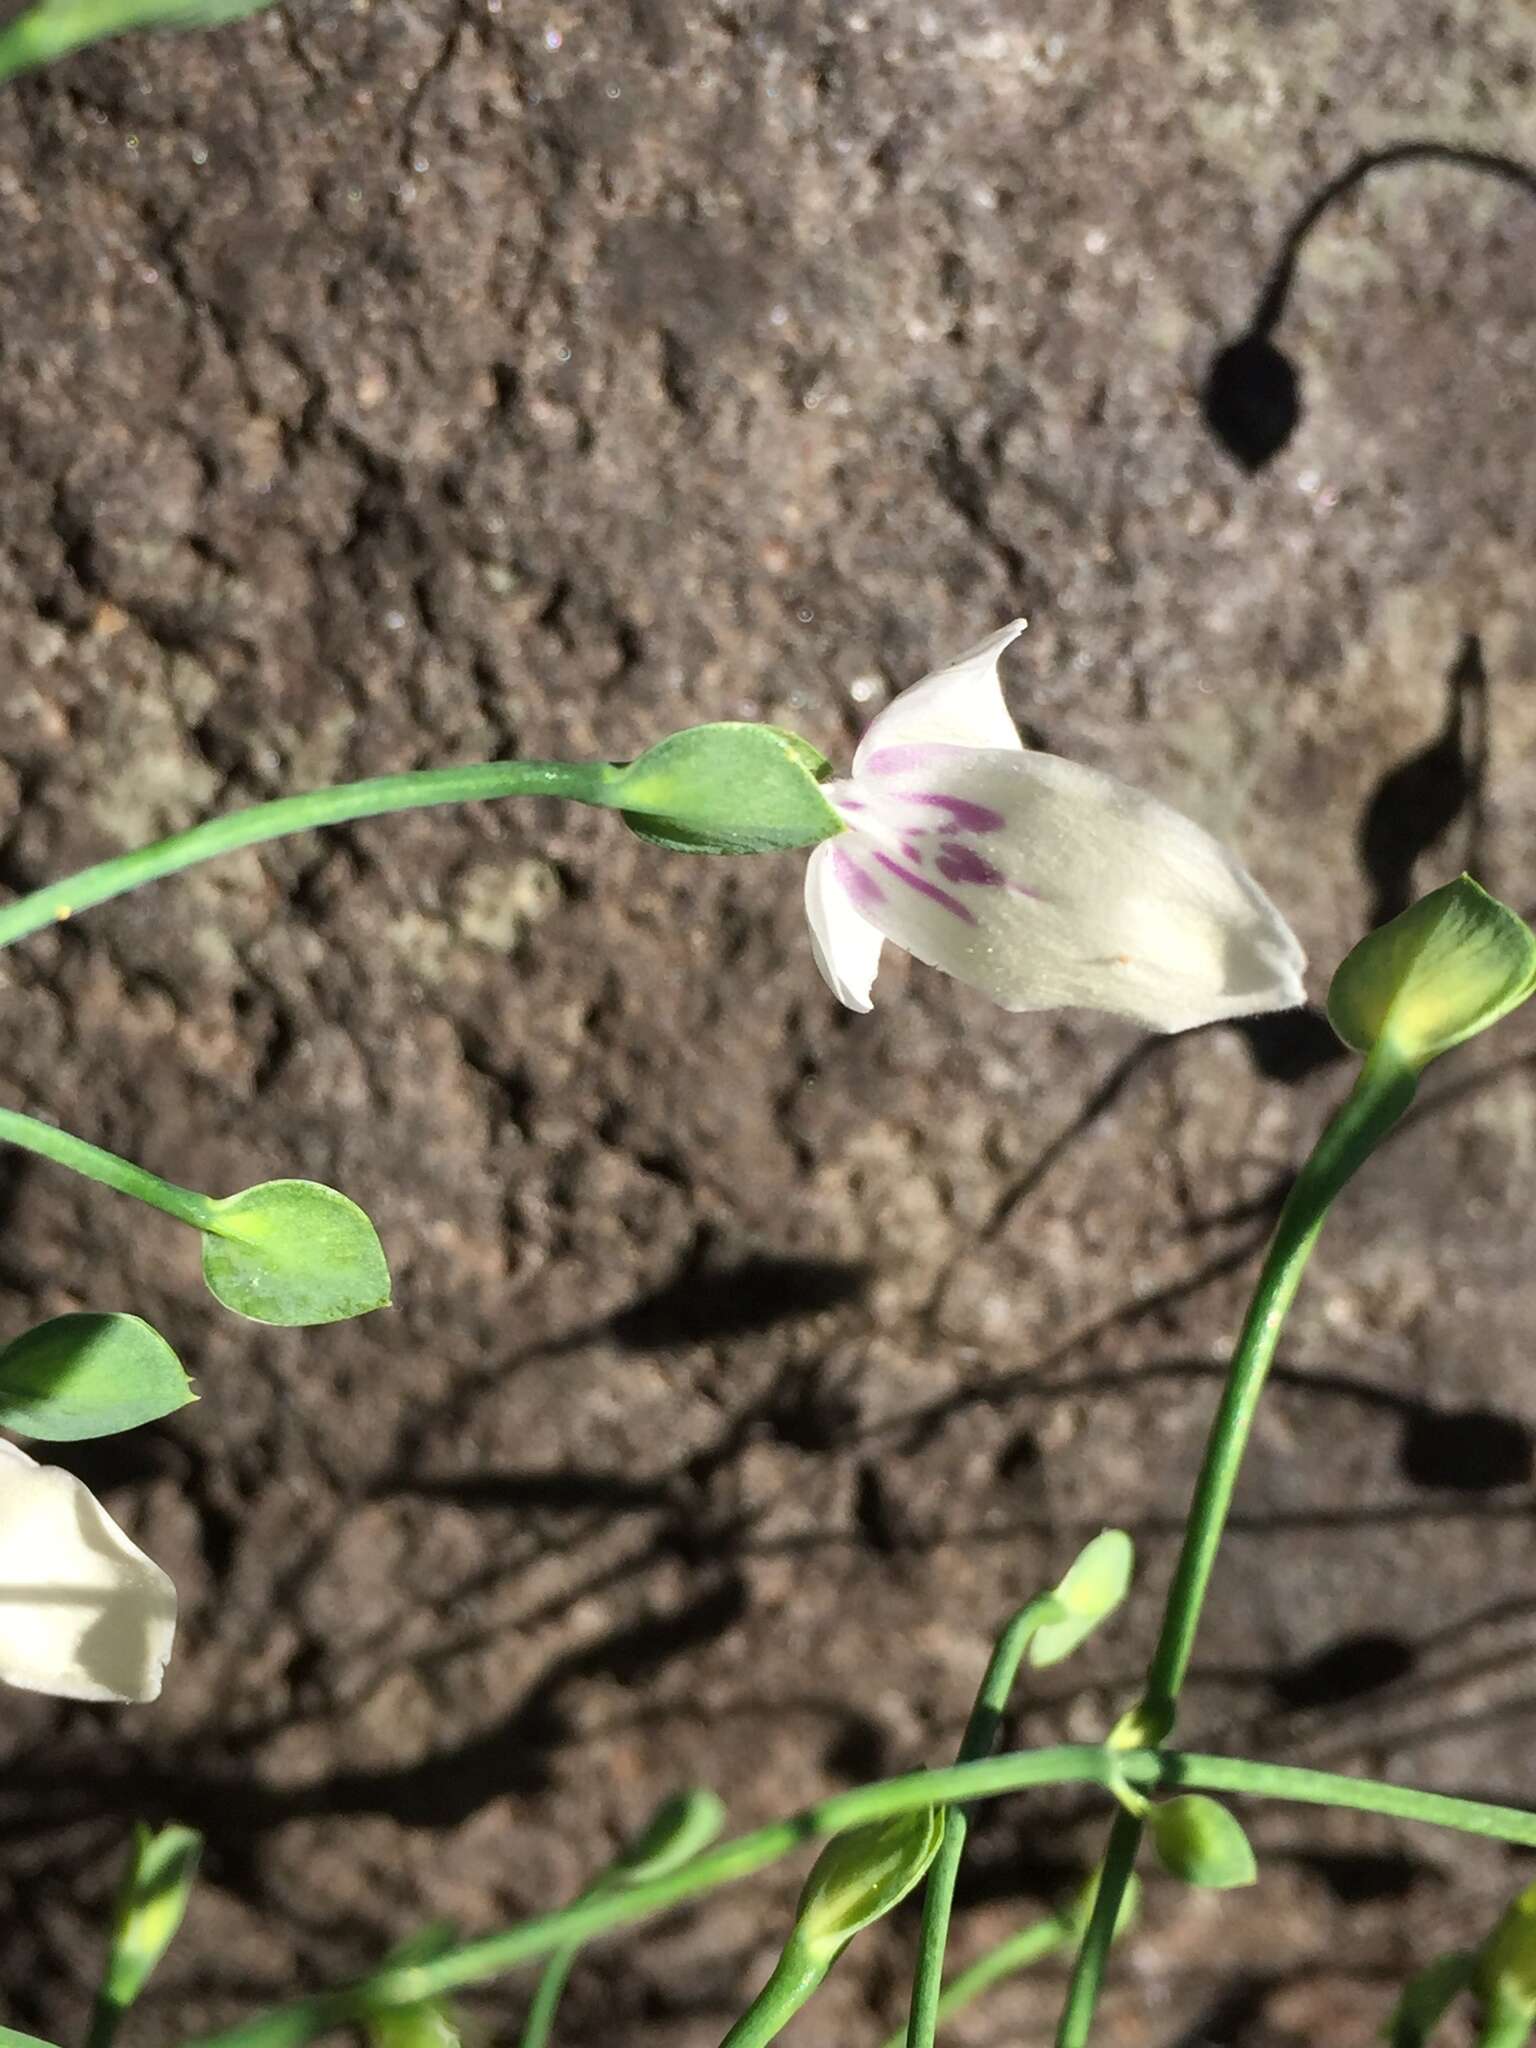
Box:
1054 1044 1418 2048
0 760 617 953
718 1940 829 2048
0 1106 217 1231
518 1945 579 2048
903 1596 1056 2048
178 1745 1536 2048
884 1912 1069 2048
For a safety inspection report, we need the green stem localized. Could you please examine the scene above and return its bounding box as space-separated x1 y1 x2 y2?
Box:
904 1597 1055 2048
1142 1048 1417 1721
0 1106 215 1231
883 1914 1068 2048
1055 1047 1417 2048
84 1995 124 2048
178 1746 1536 2048
718 1941 828 2048
0 760 617 953
519 1945 579 2048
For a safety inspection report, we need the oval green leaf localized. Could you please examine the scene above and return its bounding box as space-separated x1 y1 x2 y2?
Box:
0 1313 194 1441
1148 1794 1257 1890
201 1180 390 1327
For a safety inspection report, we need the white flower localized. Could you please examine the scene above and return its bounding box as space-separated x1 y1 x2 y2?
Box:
804 621 1306 1030
0 1439 176 1703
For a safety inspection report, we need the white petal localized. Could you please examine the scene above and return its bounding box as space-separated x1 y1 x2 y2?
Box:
852 620 1028 772
839 748 1306 1031
804 840 886 1012
0 1439 176 1704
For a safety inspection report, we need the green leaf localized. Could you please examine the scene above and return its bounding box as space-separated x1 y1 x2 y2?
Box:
1028 1529 1135 1668
1385 1950 1476 2047
0 1313 194 1441
0 2030 65 2047
794 1809 946 1963
1147 1795 1257 1889
101 1824 202 2014
201 1180 390 1327
1328 876 1536 1070
611 724 843 856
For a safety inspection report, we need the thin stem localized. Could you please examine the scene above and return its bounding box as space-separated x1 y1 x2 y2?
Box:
84 1995 124 2048
0 760 617 953
1142 1049 1416 1720
1051 1809 1142 2048
177 1746 1536 2048
1055 1047 1417 2048
883 1915 1068 2048
904 1597 1055 2048
719 1942 827 2048
519 1946 578 2048
0 1106 215 1231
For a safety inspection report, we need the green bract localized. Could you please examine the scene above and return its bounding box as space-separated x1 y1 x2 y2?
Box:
201 1180 391 1327
610 724 843 856
1028 1529 1135 1669
1146 1795 1257 1890
795 1809 946 1963
0 1313 194 1441
1328 876 1536 1071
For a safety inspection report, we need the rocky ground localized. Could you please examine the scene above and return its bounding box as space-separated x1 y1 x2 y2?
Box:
0 0 1535 2041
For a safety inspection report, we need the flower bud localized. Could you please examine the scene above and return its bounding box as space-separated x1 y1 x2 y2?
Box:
1028 1529 1134 1669
101 1825 202 2015
610 1788 728 1885
1328 877 1536 1071
793 1809 946 1964
1146 1795 1257 1890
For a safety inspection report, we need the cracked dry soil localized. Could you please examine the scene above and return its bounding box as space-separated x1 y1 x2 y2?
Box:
1 2 1536 2042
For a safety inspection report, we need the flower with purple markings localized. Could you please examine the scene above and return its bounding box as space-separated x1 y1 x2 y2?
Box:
804 621 1306 1031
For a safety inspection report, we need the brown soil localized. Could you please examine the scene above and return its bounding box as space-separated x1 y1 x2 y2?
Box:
1 3 1535 2043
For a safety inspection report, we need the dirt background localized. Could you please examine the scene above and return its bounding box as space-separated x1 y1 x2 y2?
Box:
1 1 1535 2042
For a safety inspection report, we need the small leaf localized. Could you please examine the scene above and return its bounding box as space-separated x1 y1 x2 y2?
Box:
101 1824 202 2013
1385 1950 1475 2047
1028 1529 1135 1668
0 2029 64 2047
794 1809 946 1963
0 1314 194 1441
1328 877 1536 1070
1147 1795 1257 1890
201 1180 390 1327
612 724 842 857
